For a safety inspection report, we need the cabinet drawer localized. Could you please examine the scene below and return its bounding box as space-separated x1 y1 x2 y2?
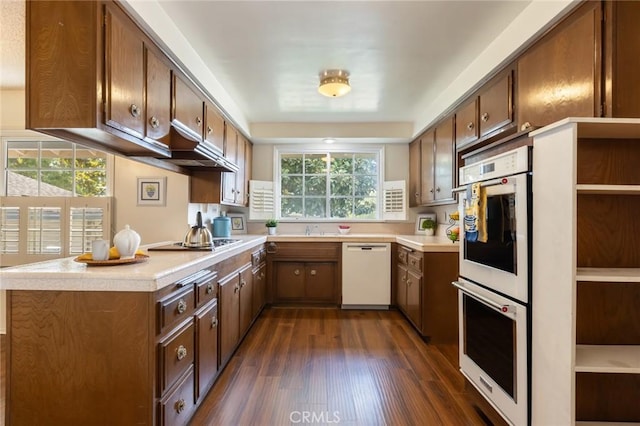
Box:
397 248 408 265
251 248 266 268
268 242 340 260
159 286 195 334
159 366 195 426
159 319 195 396
407 252 423 273
196 272 217 308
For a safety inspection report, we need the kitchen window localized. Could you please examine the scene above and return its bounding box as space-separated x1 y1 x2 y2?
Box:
275 147 383 220
0 137 113 266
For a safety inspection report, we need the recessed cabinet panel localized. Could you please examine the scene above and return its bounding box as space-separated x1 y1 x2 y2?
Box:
196 301 218 401
275 262 306 299
455 98 479 149
159 320 195 396
305 263 336 301
204 103 225 155
434 117 455 203
145 47 171 145
173 75 204 140
517 1 601 129
478 71 513 137
420 130 435 205
104 5 145 139
409 139 421 207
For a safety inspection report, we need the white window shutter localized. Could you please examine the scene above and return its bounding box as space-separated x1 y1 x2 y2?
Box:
249 180 274 220
382 180 406 221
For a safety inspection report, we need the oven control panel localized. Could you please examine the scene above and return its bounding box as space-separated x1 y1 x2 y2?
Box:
460 146 530 185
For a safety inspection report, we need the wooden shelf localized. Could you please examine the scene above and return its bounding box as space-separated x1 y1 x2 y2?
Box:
577 184 640 195
575 345 640 373
576 422 640 425
576 268 640 282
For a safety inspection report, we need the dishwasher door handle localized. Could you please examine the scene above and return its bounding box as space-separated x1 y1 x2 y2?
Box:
345 245 388 252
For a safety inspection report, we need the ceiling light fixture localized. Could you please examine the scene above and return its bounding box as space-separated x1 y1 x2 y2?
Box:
323 138 336 144
318 69 351 98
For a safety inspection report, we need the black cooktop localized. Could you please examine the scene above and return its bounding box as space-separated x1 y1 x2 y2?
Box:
148 239 241 251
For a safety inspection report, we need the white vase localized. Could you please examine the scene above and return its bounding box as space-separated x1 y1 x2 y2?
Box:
113 224 141 259
425 228 435 236
267 226 276 235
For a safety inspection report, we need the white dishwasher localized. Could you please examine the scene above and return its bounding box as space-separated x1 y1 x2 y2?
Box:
341 242 391 309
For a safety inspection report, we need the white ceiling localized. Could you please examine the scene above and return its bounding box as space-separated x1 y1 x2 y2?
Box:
1 0 578 144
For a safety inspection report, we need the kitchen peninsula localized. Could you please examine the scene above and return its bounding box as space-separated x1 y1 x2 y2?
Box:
1 233 458 426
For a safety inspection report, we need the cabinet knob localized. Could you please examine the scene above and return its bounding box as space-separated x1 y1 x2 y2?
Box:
207 126 213 134
294 269 300 276
149 116 159 128
234 284 239 293
211 316 218 328
429 188 434 193
436 187 441 193
206 283 214 294
196 117 202 126
481 112 489 122
175 398 186 414
407 279 412 286
415 192 420 199
176 299 187 314
129 104 141 118
240 280 246 288
260 272 265 279
402 276 406 282
176 345 187 361
310 269 316 276
466 121 474 130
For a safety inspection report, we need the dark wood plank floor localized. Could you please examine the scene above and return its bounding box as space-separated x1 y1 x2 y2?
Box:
191 307 507 426
1 333 5 424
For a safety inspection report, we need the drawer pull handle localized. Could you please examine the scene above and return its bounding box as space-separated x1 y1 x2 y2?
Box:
206 284 214 294
294 269 300 276
211 316 218 328
149 116 159 128
466 121 474 130
175 398 186 414
481 112 489 122
234 284 239 294
129 104 141 118
176 299 187 314
176 345 187 361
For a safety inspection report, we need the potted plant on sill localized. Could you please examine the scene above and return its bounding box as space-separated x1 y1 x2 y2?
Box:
265 219 278 235
421 217 437 236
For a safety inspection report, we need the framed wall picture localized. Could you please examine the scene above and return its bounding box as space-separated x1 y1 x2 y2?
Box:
137 177 166 206
415 213 437 235
227 213 247 234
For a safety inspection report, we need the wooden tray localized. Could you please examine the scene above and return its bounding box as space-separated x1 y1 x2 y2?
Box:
74 253 149 266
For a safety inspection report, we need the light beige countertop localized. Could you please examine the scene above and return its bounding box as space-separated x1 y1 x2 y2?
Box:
1 234 458 292
0 235 266 292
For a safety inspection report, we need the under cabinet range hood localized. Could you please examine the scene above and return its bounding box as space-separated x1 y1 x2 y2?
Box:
163 123 239 172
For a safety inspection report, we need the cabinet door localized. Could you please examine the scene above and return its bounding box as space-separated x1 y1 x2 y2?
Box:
173 75 204 139
234 135 246 205
434 117 455 203
455 98 478 149
104 4 144 138
409 139 421 207
224 123 238 166
420 130 435 205
275 262 305 300
221 172 236 205
219 273 240 365
252 263 266 319
478 70 513 137
396 263 408 312
406 268 422 329
204 102 225 155
305 263 336 302
196 300 218 401
239 265 253 337
145 47 171 146
517 2 601 129
244 139 253 205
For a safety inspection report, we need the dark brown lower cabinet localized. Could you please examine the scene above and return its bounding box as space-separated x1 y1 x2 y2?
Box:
195 299 218 402
394 244 459 344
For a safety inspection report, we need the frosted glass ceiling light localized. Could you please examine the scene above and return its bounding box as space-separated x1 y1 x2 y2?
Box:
318 70 351 97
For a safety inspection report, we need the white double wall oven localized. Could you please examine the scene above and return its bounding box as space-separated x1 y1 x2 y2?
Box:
454 146 532 426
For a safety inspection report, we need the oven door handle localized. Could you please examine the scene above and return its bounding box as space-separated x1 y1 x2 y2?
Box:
455 175 523 192
451 281 516 316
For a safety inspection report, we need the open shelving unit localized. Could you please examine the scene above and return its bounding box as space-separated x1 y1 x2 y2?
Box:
530 118 640 425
